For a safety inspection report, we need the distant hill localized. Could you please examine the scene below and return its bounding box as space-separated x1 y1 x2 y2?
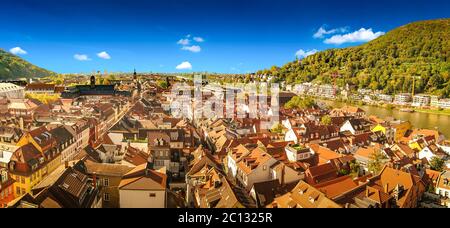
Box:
0 48 55 80
258 19 450 97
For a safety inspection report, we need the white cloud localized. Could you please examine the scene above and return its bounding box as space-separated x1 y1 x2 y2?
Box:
74 54 91 61
313 26 348 39
324 28 385 45
177 35 204 52
9 47 27 55
230 67 241 72
97 51 111 60
176 61 192 70
181 45 201 53
295 49 318 59
193 37 204 42
177 38 190 46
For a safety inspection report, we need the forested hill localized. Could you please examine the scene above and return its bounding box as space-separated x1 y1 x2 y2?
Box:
0 48 55 80
258 19 450 97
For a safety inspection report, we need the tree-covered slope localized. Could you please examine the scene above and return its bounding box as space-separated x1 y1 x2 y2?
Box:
0 48 55 80
258 19 450 97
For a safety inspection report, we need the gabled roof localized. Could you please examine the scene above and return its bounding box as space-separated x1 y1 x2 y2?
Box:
309 144 343 164
50 126 75 145
392 143 416 157
314 176 358 199
408 128 443 143
84 160 133 177
119 164 167 190
30 162 100 208
25 83 56 91
306 162 338 184
187 151 222 177
123 146 148 167
251 180 286 208
237 148 274 175
11 143 41 165
354 145 381 160
268 181 341 208
27 126 56 148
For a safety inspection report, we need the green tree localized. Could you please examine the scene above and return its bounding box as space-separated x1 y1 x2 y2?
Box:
368 149 388 175
256 19 450 98
430 157 445 172
338 169 350 176
284 96 316 109
157 80 169 89
271 123 284 134
321 115 332 125
349 161 361 177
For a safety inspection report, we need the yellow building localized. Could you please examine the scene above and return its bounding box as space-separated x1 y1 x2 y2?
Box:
8 143 61 198
371 124 387 134
391 121 412 142
9 127 64 198
408 141 424 152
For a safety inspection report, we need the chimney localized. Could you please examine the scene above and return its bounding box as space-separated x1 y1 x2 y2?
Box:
281 164 286 186
384 183 389 194
146 155 154 171
19 117 24 130
92 172 97 188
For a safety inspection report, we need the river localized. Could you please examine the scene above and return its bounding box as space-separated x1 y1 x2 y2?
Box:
320 100 450 138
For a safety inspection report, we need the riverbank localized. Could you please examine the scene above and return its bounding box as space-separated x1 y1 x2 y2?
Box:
315 97 450 117
317 98 450 138
413 108 450 116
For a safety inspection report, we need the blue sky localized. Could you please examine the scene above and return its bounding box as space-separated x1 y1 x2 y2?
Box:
1 0 449 74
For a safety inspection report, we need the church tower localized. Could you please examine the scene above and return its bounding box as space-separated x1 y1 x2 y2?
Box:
133 68 137 81
134 69 142 93
90 75 96 88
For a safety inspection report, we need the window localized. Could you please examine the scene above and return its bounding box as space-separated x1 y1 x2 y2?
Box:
149 193 156 197
103 193 110 202
16 187 21 195
155 160 165 167
21 177 25 184
1 172 7 182
103 178 109 187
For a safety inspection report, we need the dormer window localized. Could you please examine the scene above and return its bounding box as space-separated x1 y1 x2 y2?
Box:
0 171 7 183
